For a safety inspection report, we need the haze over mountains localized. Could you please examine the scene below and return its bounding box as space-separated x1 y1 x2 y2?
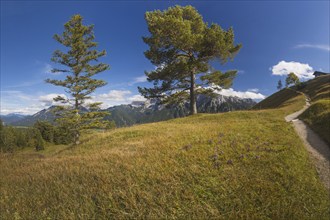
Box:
1 94 256 127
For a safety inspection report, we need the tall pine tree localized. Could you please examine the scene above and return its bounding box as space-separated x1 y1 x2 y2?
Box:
46 14 111 145
139 5 241 115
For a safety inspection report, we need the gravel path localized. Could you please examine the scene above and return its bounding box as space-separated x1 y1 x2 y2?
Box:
285 93 330 191
285 98 310 122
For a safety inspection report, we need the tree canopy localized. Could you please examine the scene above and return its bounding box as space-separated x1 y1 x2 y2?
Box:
46 14 112 144
139 5 242 114
285 72 300 87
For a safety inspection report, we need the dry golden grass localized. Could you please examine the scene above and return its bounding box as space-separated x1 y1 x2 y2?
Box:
252 88 305 113
0 90 329 219
301 75 330 101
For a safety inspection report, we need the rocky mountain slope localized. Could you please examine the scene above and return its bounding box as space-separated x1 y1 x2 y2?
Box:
0 113 27 124
105 94 255 127
0 113 27 125
6 94 256 127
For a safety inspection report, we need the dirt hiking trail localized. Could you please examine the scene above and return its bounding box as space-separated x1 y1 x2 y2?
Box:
285 92 330 192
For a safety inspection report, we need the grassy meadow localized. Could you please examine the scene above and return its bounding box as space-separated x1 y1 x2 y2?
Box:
1 88 329 219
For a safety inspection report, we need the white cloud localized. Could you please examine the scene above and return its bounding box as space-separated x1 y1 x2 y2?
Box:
39 93 67 106
1 90 32 101
1 89 147 115
43 63 63 75
247 88 259 93
43 63 53 74
1 106 45 115
271 61 314 79
133 75 147 83
127 75 148 86
1 91 43 115
1 91 69 115
92 90 144 108
99 90 131 101
127 94 146 102
294 44 330 52
217 88 266 100
5 80 42 89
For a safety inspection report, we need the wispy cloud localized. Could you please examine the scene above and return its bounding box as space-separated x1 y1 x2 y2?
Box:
0 90 42 115
294 44 330 52
1 90 34 101
43 63 63 75
132 75 147 83
5 80 42 88
43 63 52 74
0 89 146 115
39 93 67 106
1 91 70 115
247 88 259 93
127 94 146 102
99 90 132 101
0 106 44 116
271 61 314 79
108 75 148 88
217 88 265 100
92 90 145 108
127 75 148 86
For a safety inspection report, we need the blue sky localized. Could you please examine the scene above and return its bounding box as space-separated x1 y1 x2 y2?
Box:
1 0 329 115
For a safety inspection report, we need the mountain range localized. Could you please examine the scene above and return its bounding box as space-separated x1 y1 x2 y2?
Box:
1 94 256 127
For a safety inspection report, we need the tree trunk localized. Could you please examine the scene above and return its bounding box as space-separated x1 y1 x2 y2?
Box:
190 72 197 115
74 96 80 145
74 132 80 145
75 97 79 110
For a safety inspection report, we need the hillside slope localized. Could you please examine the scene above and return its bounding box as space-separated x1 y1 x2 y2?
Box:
300 75 330 144
301 75 330 101
252 88 305 112
0 90 329 219
254 75 329 144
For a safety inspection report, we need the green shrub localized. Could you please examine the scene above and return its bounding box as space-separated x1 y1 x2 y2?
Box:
34 121 55 143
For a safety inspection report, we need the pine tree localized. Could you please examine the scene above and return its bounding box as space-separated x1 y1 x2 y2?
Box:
34 120 55 143
277 80 283 90
46 14 111 145
0 127 16 152
56 125 75 144
0 119 4 150
15 129 27 148
139 5 241 115
0 119 3 131
33 129 45 151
